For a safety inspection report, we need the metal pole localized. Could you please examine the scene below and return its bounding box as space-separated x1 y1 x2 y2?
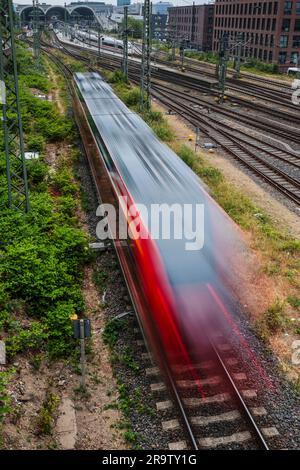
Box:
0 0 29 212
79 320 86 389
140 0 151 111
218 33 228 104
64 2 67 38
180 40 185 71
32 0 41 69
235 32 242 78
123 6 128 79
98 20 101 65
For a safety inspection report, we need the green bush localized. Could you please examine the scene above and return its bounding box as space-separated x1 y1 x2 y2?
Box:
242 58 279 74
26 134 46 152
0 44 89 362
123 88 141 107
51 168 77 196
46 302 77 357
6 323 48 358
26 160 49 190
108 70 128 84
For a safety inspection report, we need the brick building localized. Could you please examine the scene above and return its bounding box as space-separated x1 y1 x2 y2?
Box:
168 4 214 51
213 0 300 71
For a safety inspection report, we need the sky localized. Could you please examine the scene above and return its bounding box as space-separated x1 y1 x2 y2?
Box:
15 1 210 6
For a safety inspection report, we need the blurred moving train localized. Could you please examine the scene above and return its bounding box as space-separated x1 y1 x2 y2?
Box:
71 29 134 54
74 72 271 394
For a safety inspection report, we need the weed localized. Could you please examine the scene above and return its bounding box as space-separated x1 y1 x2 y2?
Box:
124 430 139 443
36 391 59 435
30 353 44 371
288 297 300 309
102 319 126 348
119 347 140 372
93 268 109 293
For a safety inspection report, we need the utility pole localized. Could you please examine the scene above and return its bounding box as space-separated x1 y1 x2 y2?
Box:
218 33 228 104
97 20 101 66
235 32 243 79
170 14 177 61
0 0 29 212
140 0 151 111
32 0 41 70
180 40 185 71
191 1 196 48
122 6 129 80
64 2 67 38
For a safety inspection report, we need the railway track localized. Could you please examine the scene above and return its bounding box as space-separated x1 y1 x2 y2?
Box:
43 35 300 206
136 327 280 450
62 34 297 117
38 44 284 451
151 87 300 205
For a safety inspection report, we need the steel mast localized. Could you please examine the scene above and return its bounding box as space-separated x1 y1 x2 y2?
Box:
0 0 29 212
122 6 129 80
140 0 151 111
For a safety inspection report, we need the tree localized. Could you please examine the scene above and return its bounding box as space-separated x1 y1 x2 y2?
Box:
122 16 143 39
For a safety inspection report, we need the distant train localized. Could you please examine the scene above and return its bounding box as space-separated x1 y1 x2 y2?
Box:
72 29 133 54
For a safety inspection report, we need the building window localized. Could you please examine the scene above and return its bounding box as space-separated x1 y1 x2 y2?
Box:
295 20 300 32
293 36 300 47
284 1 292 15
278 52 287 64
279 35 288 48
267 2 271 15
297 2 300 15
291 52 299 65
282 19 291 32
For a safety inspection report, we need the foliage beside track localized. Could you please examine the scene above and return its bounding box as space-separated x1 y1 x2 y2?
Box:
0 44 89 410
184 51 280 75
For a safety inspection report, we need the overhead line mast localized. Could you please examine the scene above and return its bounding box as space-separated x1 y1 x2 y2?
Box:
140 0 151 112
122 6 129 80
0 0 29 212
32 0 41 70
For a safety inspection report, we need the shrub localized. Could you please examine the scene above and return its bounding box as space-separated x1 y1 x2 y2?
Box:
123 88 140 107
26 160 48 190
51 168 77 196
6 323 48 358
26 134 46 152
46 302 77 357
108 70 128 84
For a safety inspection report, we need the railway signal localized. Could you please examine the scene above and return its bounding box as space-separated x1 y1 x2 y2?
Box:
140 0 151 112
122 6 129 80
0 0 29 212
